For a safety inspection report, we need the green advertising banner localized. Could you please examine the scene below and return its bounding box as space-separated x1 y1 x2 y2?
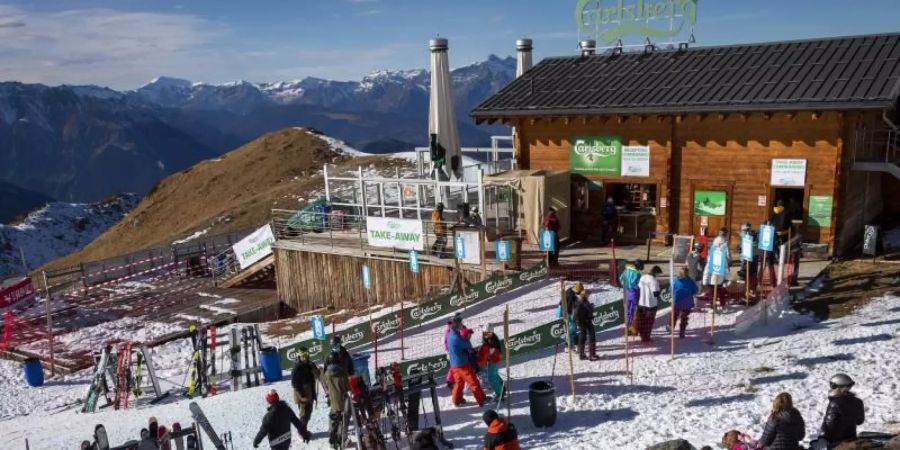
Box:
807 195 833 228
398 354 451 378
279 261 549 369
694 191 727 217
570 136 622 175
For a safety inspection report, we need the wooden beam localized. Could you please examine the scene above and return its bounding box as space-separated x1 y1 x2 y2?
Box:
675 115 683 124
616 116 626 124
697 113 708 122
785 112 796 121
598 116 609 125
636 115 646 124
739 113 750 122
529 118 538 126
581 116 589 125
811 112 821 121
762 112 772 121
656 115 666 124
563 117 571 125
716 113 726 121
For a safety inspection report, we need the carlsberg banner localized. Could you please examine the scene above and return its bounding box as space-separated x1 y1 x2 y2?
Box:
570 136 622 175
279 261 549 369
366 217 424 251
233 224 276 270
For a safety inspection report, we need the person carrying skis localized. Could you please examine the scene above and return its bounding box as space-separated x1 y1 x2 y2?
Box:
636 266 662 343
447 321 486 407
574 288 599 361
323 342 352 449
619 259 643 336
672 267 698 339
482 410 521 450
477 325 505 401
253 390 311 449
559 282 581 345
291 347 321 427
817 374 865 447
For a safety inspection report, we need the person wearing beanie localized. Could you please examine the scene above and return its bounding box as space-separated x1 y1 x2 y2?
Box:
482 409 520 450
559 282 581 345
323 341 352 449
636 266 663 343
253 390 311 449
574 288 600 361
477 325 505 400
447 321 487 407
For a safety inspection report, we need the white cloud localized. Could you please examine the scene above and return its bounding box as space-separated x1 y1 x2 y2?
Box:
0 4 225 89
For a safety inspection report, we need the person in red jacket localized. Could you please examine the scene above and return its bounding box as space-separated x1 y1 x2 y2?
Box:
482 410 520 450
476 326 504 400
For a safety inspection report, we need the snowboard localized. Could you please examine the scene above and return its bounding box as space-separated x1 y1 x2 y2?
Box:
189 401 226 450
94 424 110 450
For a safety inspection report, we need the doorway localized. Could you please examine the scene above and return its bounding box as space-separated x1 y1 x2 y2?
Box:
771 187 805 224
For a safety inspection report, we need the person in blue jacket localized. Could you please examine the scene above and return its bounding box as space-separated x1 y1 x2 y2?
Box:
619 259 643 335
447 326 486 407
672 267 699 338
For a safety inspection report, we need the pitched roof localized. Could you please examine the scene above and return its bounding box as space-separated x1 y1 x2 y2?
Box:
471 33 900 119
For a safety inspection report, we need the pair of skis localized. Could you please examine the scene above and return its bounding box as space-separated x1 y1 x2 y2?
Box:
241 325 262 388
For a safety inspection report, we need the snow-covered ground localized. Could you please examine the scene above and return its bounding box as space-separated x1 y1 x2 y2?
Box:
2 282 898 449
0 194 137 276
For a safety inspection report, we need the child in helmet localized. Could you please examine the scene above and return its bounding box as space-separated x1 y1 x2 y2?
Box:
477 325 505 401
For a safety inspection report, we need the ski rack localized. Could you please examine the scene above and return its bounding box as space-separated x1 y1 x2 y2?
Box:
82 343 166 413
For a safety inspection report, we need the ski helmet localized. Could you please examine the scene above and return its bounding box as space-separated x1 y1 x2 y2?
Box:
297 347 310 361
266 389 280 403
634 259 645 270
452 312 463 324
829 373 855 389
483 409 499 426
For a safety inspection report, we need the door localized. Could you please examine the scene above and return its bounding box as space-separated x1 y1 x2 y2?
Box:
690 182 733 239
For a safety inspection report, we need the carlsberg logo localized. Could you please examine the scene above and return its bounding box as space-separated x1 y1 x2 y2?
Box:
573 139 617 158
406 359 448 376
550 323 567 339
485 278 513 295
340 329 365 345
449 290 479 307
411 303 443 321
374 316 402 335
508 331 542 352
286 341 322 361
519 266 547 282
593 308 621 328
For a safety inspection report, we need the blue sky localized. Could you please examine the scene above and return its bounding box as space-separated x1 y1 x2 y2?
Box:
1 0 899 89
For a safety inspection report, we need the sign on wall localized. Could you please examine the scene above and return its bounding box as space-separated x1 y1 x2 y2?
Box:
232 224 276 270
409 250 420 273
621 145 651 177
0 277 34 309
455 229 482 265
365 217 424 251
771 159 807 187
693 191 726 217
570 136 622 175
807 196 833 228
495 240 510 262
575 0 698 46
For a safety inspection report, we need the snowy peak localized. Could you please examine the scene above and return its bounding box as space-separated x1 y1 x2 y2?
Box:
142 76 194 90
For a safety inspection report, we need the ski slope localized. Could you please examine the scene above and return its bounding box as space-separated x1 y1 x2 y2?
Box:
1 291 898 449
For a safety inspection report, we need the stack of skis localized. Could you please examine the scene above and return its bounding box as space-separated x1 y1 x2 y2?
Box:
79 404 233 450
82 342 165 413
186 323 263 398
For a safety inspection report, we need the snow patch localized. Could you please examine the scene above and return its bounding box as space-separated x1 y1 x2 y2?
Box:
172 229 208 245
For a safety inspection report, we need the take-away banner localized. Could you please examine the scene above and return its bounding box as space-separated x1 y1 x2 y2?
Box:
279 261 549 369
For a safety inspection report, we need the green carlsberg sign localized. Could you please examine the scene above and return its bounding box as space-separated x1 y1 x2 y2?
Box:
576 0 698 45
570 136 622 175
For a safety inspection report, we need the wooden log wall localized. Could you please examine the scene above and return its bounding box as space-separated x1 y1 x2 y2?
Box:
274 247 480 313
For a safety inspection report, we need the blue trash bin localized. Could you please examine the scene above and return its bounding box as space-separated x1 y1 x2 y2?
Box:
259 347 283 383
351 353 371 386
23 357 44 387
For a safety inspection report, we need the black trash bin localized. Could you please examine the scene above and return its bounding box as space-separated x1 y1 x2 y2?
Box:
528 381 556 427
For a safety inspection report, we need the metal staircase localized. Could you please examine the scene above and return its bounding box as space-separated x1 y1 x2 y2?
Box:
851 126 900 180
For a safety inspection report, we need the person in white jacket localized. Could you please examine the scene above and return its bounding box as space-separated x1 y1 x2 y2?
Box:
636 266 662 343
702 227 732 305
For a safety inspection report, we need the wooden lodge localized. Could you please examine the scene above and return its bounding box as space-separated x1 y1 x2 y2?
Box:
471 33 900 256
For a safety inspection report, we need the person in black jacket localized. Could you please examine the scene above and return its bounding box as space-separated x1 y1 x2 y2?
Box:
574 290 599 361
291 347 321 427
820 373 865 446
759 392 806 450
253 390 311 450
325 337 355 376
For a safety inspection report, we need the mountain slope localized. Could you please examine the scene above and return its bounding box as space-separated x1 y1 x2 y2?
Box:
0 194 137 277
0 181 53 224
46 128 413 269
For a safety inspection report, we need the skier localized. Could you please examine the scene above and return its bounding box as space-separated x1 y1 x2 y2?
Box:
559 282 581 345
758 392 805 450
252 390 311 449
573 289 599 361
482 410 521 450
447 321 486 407
443 313 463 388
636 266 662 343
542 207 561 266
672 267 698 339
477 325 505 400
328 336 355 376
323 343 352 449
619 259 643 336
290 347 321 428
431 203 448 257
817 374 865 447
686 242 705 285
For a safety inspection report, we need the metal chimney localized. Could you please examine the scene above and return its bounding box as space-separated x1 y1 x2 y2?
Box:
579 39 596 57
516 38 533 77
429 37 448 53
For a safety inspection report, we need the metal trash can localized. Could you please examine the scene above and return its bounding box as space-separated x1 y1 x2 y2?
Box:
351 353 371 386
528 381 556 427
259 347 283 383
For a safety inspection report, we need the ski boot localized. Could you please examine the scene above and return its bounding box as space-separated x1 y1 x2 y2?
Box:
588 341 600 361
577 342 587 360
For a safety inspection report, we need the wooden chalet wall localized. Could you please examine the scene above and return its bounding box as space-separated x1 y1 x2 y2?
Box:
514 111 852 252
274 247 479 313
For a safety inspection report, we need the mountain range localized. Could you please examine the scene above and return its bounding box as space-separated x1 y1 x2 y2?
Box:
0 55 515 215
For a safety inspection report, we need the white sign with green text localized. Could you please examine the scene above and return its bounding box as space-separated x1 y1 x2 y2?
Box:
366 217 425 251
771 159 807 187
233 224 276 270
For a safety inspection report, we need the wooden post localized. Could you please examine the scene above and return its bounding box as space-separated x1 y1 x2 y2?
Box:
645 237 652 262
560 281 576 397
504 305 511 419
400 299 405 361
710 283 718 342
745 260 751 306
41 271 55 377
